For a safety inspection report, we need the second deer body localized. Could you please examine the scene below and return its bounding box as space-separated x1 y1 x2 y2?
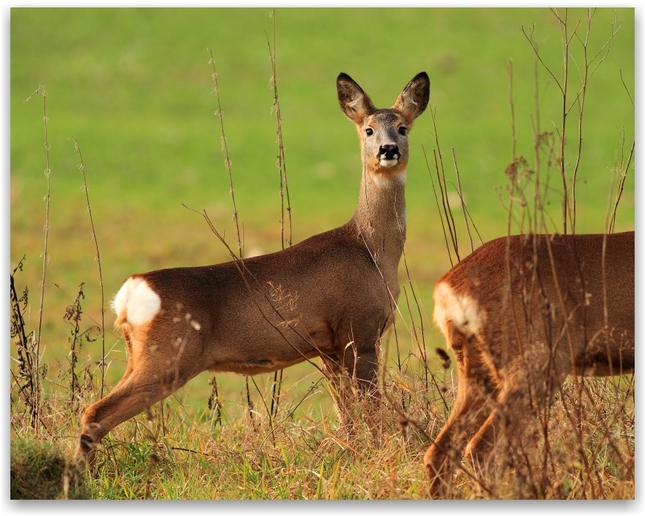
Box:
76 72 430 462
424 231 634 497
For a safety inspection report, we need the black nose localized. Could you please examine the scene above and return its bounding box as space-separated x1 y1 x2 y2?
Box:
379 144 399 160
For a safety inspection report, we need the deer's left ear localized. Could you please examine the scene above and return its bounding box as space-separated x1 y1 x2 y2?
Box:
394 72 430 123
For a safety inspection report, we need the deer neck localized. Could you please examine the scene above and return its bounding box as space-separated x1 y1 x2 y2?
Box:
351 166 406 277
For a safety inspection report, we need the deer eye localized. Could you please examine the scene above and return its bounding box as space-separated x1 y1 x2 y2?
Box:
365 128 374 136
398 126 407 136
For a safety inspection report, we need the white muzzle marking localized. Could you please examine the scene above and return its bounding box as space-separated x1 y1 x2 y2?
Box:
379 157 399 167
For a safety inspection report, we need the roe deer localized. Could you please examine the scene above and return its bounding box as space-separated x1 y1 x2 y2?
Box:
76 72 430 462
424 231 634 497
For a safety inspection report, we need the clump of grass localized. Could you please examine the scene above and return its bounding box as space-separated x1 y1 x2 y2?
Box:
10 258 40 427
10 437 88 499
62 282 100 412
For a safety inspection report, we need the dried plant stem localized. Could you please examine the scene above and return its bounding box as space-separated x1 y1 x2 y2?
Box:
423 145 453 268
607 69 634 233
450 147 480 253
24 85 52 434
607 139 634 233
10 259 36 420
424 109 461 267
266 9 291 420
207 376 223 427
267 10 292 251
63 283 86 410
523 8 621 235
555 8 575 234
208 46 243 258
207 47 253 421
431 115 460 263
72 137 106 397
508 59 517 162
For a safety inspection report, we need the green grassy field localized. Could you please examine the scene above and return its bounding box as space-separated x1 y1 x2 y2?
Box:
10 7 634 499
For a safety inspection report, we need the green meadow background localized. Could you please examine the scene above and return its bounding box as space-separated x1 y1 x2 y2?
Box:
10 8 634 423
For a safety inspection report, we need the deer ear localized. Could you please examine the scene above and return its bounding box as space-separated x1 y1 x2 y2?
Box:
337 73 376 124
394 72 430 123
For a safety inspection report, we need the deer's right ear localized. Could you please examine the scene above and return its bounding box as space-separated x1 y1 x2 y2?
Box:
337 73 376 124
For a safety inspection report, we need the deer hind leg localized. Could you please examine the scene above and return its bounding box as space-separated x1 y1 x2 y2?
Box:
77 367 180 462
463 384 540 497
463 355 568 496
462 402 504 489
76 321 199 463
424 326 500 498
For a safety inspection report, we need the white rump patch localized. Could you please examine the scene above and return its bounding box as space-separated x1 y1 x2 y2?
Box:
433 281 484 338
111 277 161 326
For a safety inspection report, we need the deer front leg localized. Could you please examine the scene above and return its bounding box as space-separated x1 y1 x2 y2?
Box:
320 353 351 428
319 336 381 431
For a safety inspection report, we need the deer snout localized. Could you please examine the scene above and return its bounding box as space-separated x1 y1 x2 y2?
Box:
378 144 400 166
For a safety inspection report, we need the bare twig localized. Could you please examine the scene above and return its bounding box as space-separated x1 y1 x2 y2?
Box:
24 85 51 434
607 71 634 233
207 47 254 419
429 110 460 263
267 9 292 251
72 137 106 397
266 9 291 420
208 47 243 258
423 145 454 267
451 147 480 253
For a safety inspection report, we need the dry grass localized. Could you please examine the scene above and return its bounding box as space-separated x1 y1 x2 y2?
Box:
8 341 634 499
9 8 634 500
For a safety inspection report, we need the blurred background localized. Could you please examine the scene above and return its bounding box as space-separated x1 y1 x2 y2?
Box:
10 7 634 416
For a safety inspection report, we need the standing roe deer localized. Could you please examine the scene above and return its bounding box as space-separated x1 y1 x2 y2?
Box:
76 72 430 462
424 231 634 497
